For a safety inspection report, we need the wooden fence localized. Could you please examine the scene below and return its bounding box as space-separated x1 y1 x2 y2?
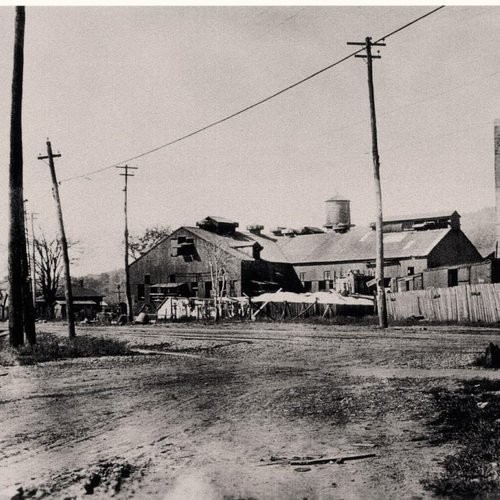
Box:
386 283 500 323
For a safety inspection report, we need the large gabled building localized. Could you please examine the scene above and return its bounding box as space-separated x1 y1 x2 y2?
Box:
275 218 482 293
273 200 482 293
129 216 302 311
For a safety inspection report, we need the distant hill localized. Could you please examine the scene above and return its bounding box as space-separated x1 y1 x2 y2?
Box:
460 206 496 258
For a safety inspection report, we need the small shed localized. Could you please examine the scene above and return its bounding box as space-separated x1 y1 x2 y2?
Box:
38 286 105 320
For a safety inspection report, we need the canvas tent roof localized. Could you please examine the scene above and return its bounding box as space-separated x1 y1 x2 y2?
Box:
252 290 373 306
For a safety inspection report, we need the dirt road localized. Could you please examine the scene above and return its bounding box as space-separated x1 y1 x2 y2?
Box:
1 322 499 499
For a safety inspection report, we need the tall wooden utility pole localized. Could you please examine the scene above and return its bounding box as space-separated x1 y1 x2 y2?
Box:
347 36 388 328
8 6 35 346
38 141 76 338
117 165 138 323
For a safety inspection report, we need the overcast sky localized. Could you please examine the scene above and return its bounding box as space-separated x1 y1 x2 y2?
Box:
0 5 499 275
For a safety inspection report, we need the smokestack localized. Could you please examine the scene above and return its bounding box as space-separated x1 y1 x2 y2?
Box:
496 120 500 256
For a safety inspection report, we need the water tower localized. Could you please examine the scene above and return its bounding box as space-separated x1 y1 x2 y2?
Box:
324 195 353 233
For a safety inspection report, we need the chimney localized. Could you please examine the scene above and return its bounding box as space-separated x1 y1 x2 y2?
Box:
247 224 264 236
271 227 285 237
496 120 500 254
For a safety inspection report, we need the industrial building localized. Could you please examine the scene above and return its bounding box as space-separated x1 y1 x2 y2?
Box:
129 216 302 311
130 120 500 311
274 202 482 294
130 199 485 310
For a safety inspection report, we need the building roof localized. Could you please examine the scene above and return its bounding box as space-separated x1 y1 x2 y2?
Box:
380 210 459 224
325 195 350 202
276 226 452 264
56 286 104 299
204 215 238 225
180 226 289 263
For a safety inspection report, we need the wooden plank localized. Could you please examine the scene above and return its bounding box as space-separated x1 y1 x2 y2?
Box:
251 288 283 321
492 284 500 322
486 284 498 323
290 453 377 466
457 285 468 322
480 285 490 323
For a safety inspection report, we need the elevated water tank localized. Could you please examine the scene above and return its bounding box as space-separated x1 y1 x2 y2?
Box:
324 195 352 232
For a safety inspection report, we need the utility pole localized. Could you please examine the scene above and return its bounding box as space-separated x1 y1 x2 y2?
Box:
21 200 36 344
29 211 38 308
117 165 138 323
8 6 35 346
347 36 388 328
114 283 122 304
38 141 76 338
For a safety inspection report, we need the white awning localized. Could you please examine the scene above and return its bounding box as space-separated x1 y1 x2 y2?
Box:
55 300 98 306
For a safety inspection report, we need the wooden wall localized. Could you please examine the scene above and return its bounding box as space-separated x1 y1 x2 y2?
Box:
387 283 500 323
129 229 242 306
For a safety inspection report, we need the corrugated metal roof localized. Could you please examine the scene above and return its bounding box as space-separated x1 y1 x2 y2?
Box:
276 227 451 264
183 227 255 261
381 210 458 223
182 227 289 263
243 232 290 262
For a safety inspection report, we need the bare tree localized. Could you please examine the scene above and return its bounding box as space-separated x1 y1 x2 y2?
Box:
208 244 229 322
129 225 171 260
34 234 78 319
34 235 63 319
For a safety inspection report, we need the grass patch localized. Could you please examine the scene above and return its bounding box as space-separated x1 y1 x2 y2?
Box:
0 332 131 365
423 379 500 497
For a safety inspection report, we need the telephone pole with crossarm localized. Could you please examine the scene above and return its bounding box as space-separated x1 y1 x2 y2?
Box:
347 36 388 328
117 165 138 323
38 140 76 338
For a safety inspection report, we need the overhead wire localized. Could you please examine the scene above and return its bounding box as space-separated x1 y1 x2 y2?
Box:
60 5 445 184
312 68 500 143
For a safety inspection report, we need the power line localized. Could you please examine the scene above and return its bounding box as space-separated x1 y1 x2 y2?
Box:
312 68 500 142
60 6 445 184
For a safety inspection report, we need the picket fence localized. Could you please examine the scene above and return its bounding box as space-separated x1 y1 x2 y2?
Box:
386 283 500 323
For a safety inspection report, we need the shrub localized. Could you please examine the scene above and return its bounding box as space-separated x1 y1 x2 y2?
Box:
424 380 500 496
0 332 131 365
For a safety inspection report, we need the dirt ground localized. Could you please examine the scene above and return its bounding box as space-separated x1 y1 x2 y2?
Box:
1 321 500 499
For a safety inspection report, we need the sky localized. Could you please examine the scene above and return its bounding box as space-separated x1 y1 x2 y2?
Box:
0 5 499 275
